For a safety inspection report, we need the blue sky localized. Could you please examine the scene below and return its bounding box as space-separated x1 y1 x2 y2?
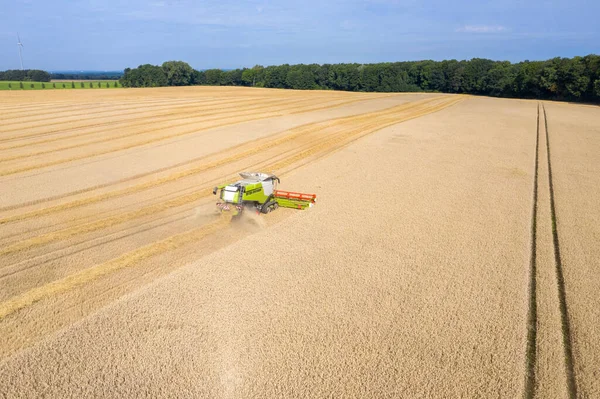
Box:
1 0 598 71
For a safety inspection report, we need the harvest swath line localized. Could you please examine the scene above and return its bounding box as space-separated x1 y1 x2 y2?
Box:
0 214 232 319
0 97 365 176
0 93 388 146
0 207 195 284
0 102 426 254
2 95 365 156
0 97 442 225
542 104 577 399
0 121 344 249
0 94 374 155
0 97 243 128
0 134 336 281
0 92 279 118
0 92 367 122
0 99 453 254
0 96 320 160
0 120 322 213
0 93 332 118
0 96 462 315
0 97 309 151
0 96 294 143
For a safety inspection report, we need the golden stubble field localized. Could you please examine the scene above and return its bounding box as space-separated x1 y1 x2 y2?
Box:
0 87 598 398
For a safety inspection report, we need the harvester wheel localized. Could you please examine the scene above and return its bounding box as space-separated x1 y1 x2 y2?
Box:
261 200 278 214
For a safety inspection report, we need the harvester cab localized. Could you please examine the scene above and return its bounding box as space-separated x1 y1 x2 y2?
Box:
213 172 316 216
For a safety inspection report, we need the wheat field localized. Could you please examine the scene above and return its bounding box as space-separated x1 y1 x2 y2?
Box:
0 87 598 398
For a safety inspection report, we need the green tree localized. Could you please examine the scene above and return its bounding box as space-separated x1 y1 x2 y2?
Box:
62 83 66 88
112 56 598 102
80 82 85 88
120 65 168 87
191 70 205 85
26 70 51 82
242 65 265 87
71 82 75 88
30 83 34 88
263 65 289 88
8 83 11 89
204 69 223 85
286 65 317 89
42 83 46 89
557 57 589 99
161 61 194 86
53 82 56 88
114 81 118 88
19 81 23 89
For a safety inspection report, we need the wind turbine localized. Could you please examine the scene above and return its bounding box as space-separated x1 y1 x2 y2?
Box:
17 33 24 70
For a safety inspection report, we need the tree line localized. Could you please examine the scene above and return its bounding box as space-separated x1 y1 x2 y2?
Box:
121 55 600 102
50 71 123 80
0 69 51 82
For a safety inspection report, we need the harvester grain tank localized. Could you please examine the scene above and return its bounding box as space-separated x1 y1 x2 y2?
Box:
213 172 316 216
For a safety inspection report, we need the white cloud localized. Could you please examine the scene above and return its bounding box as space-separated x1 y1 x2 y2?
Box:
456 25 507 33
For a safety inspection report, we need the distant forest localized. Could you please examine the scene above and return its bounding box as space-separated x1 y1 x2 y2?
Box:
50 71 123 80
119 55 600 102
0 70 122 81
3 55 599 102
0 69 51 82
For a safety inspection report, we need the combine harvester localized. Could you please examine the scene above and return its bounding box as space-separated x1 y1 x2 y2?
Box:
213 172 316 216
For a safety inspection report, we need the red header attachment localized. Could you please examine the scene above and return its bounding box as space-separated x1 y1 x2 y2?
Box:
274 190 317 203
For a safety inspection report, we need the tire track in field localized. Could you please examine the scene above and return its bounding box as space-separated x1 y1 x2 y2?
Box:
0 97 359 176
0 96 463 319
0 97 460 263
542 104 577 399
523 104 541 399
523 104 577 399
0 97 441 225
